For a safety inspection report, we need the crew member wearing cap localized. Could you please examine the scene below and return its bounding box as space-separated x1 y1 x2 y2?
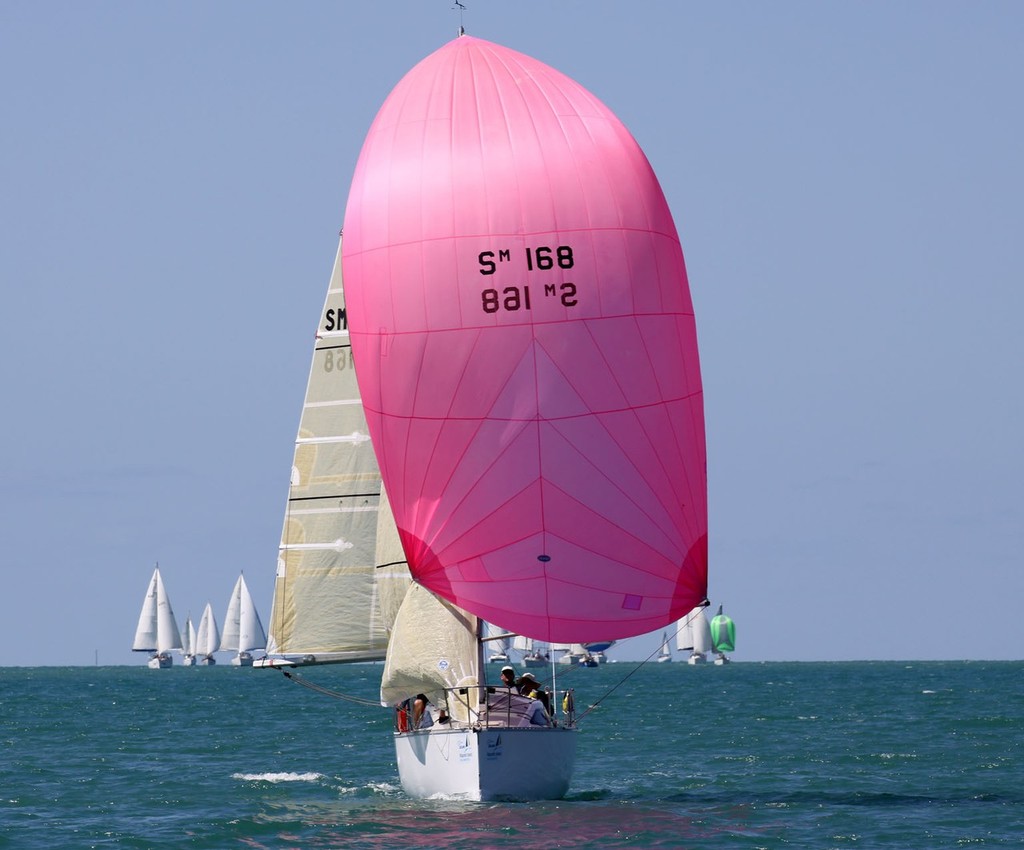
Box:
516 672 551 714
493 666 550 726
515 673 552 727
500 665 516 689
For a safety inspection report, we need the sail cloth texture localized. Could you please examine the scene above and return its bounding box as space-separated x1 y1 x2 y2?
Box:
182 617 195 656
343 36 708 644
380 584 479 719
676 605 713 653
266 242 409 663
195 603 221 657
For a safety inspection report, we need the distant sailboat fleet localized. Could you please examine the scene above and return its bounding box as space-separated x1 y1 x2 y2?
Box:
485 606 735 668
133 565 734 668
671 604 736 665
131 566 266 668
485 631 610 668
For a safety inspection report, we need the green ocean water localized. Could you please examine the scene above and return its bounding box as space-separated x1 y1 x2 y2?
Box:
2 661 1021 848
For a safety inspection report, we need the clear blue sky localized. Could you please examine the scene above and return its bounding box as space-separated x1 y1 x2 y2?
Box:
2 2 1021 666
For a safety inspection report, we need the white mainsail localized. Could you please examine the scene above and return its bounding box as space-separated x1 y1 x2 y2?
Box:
132 567 182 654
262 240 410 666
221 574 266 655
180 615 197 664
676 605 712 661
195 602 221 660
511 634 532 653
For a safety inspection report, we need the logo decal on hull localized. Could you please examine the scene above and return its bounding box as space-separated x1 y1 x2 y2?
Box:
458 735 473 763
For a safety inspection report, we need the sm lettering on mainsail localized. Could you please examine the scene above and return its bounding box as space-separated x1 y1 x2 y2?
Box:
323 307 347 332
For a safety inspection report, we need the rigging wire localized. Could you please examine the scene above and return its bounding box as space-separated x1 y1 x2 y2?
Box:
573 641 664 723
280 669 383 708
452 0 467 35
575 606 709 722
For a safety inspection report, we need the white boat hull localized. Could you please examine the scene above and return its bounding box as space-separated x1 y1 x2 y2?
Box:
394 725 577 801
147 653 173 669
558 652 597 667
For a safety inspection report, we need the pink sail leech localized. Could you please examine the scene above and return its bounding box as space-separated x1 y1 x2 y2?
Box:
342 36 707 643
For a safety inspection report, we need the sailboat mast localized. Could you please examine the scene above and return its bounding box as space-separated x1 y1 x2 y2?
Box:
475 617 487 704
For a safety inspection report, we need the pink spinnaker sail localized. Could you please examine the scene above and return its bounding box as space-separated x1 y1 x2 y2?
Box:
342 36 706 643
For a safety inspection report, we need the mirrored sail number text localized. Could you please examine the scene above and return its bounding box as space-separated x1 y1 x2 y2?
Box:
320 347 354 373
477 246 578 314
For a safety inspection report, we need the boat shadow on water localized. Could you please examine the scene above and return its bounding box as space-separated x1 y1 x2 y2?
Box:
247 788 745 849
242 773 1024 849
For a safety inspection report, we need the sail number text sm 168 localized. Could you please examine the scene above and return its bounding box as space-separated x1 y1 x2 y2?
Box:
478 245 578 314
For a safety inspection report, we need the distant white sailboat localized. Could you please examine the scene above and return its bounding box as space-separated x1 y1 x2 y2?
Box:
220 574 267 666
656 631 672 663
132 566 182 669
583 641 616 664
557 643 598 667
676 605 713 665
195 602 221 665
514 635 550 668
180 614 197 666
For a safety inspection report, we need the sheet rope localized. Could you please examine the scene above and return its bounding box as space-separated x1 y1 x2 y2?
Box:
280 669 382 708
576 606 709 722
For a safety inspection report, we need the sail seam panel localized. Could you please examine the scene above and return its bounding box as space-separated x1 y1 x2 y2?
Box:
364 387 702 424
341 222 686 261
539 417 684 564
415 416 537 573
621 316 701 543
531 324 685 557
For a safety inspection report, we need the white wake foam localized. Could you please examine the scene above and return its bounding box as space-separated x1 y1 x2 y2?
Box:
232 771 323 783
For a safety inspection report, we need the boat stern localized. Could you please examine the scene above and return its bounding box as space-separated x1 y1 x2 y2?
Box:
395 725 577 802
